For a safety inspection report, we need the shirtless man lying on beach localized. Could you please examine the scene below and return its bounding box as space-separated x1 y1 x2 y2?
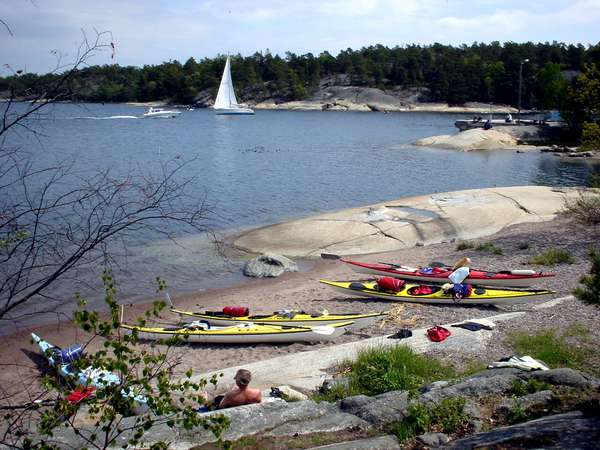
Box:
214 369 262 409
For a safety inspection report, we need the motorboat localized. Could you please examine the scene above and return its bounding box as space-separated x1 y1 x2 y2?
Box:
142 107 181 118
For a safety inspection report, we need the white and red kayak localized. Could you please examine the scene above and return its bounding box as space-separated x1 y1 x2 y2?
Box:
323 255 554 287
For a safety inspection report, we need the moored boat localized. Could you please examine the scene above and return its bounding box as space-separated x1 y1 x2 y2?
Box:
170 307 387 330
320 279 554 305
327 256 554 287
120 320 354 344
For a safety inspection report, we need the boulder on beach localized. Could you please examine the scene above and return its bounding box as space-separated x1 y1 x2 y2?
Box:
414 128 519 151
243 253 298 278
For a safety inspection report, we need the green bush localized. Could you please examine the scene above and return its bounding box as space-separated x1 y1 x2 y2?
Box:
528 248 575 265
511 378 553 397
580 122 600 151
388 397 470 442
456 241 474 251
349 346 455 397
313 345 455 402
574 249 600 307
475 242 503 255
564 192 600 224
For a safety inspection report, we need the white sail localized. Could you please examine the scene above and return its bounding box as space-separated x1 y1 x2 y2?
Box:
214 56 254 115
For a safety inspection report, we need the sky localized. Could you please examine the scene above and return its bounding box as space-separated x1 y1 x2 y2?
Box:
1 0 600 74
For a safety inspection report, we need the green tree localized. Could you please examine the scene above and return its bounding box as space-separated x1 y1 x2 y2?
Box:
536 62 567 111
574 250 600 307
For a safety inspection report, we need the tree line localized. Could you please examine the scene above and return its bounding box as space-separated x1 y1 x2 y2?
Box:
1 41 599 110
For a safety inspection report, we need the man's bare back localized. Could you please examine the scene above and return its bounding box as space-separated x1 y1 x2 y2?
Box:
217 386 261 409
217 369 262 409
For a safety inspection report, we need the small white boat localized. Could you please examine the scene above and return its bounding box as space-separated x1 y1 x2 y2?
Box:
214 57 254 115
142 107 181 119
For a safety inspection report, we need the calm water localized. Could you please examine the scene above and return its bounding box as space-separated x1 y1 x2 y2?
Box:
6 103 599 328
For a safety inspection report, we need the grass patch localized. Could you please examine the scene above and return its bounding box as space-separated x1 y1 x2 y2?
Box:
506 325 594 373
528 248 575 266
313 345 455 402
511 378 553 397
475 242 503 255
388 397 470 442
456 241 474 251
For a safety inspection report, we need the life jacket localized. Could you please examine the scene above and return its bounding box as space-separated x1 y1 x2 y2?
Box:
223 306 249 317
427 326 451 342
377 277 405 292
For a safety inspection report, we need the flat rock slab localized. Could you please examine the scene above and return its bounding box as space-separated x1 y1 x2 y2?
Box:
306 435 401 450
233 186 580 257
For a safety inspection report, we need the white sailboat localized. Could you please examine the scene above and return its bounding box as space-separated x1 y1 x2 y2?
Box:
214 56 254 115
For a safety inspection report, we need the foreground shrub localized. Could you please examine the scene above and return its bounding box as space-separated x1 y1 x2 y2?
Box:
314 345 455 401
574 249 600 307
528 248 575 265
580 122 600 151
563 191 600 225
388 397 470 442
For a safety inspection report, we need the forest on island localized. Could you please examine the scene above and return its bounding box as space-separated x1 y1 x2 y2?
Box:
1 41 600 115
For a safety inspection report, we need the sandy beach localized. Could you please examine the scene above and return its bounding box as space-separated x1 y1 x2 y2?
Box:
2 214 599 401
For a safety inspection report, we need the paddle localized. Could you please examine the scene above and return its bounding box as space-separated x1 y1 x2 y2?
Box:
320 253 341 260
253 321 349 336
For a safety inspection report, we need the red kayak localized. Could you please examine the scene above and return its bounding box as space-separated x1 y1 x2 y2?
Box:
324 255 554 287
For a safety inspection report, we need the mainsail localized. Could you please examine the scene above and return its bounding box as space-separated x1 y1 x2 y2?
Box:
214 57 238 109
214 56 254 114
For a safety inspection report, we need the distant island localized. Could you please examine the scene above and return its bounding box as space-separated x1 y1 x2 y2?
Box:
1 41 596 112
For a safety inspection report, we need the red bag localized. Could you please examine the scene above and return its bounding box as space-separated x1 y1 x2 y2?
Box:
67 386 96 404
427 326 451 342
409 285 437 295
223 306 249 317
377 277 406 292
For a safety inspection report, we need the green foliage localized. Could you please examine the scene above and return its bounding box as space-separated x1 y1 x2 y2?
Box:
456 241 474 251
528 248 575 265
506 403 529 424
562 63 600 129
24 272 230 449
580 122 600 151
536 62 568 111
475 242 503 255
574 249 600 306
388 397 470 442
506 325 593 372
2 42 598 107
511 378 553 397
589 174 600 188
314 345 455 402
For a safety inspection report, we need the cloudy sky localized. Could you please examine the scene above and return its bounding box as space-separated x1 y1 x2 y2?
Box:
2 0 600 74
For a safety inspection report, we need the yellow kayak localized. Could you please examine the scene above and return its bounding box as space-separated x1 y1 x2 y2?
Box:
170 308 387 331
320 279 554 305
120 320 354 344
